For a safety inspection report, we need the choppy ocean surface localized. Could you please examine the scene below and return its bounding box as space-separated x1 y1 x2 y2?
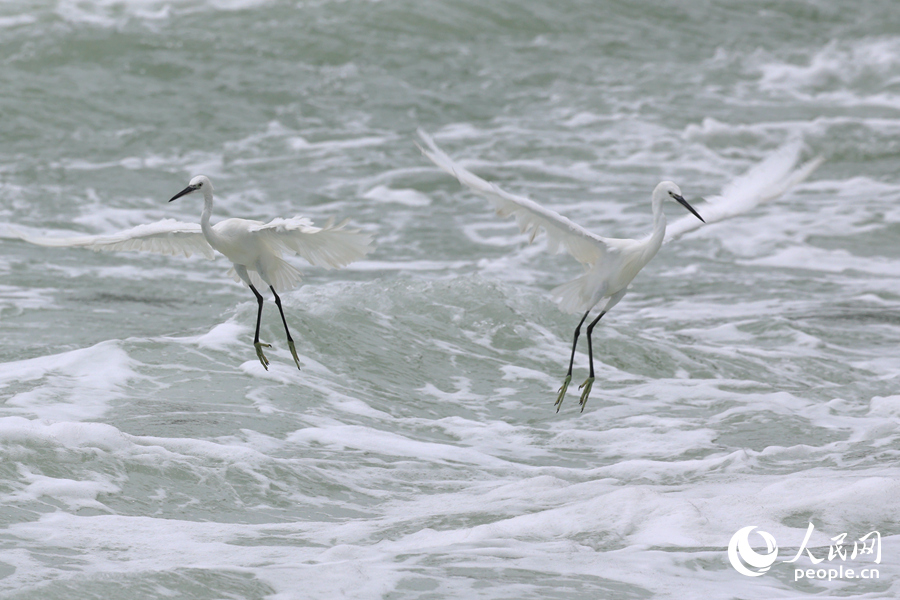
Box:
1 1 899 598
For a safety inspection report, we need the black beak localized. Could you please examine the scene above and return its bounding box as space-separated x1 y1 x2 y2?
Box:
674 194 705 223
168 184 198 203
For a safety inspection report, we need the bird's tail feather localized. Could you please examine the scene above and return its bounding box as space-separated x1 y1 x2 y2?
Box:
228 258 304 294
550 272 596 315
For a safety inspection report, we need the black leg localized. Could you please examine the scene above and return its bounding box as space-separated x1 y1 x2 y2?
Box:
248 283 270 370
249 284 265 343
578 310 606 412
270 286 302 370
555 310 591 412
566 310 591 378
584 311 606 379
270 286 293 343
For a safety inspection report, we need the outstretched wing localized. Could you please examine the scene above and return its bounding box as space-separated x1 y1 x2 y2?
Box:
417 129 611 266
664 141 824 243
249 216 374 269
9 219 216 259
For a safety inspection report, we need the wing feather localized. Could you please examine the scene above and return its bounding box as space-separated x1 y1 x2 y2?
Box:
664 142 824 243
249 216 374 269
417 129 609 266
10 219 215 259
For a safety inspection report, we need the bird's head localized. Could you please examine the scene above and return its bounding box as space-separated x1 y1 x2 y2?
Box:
169 175 213 202
655 181 705 223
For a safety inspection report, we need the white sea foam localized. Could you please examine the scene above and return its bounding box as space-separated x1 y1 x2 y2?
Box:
0 284 59 315
42 0 281 27
363 185 432 207
0 342 138 421
757 38 900 102
2 1 900 598
0 15 36 28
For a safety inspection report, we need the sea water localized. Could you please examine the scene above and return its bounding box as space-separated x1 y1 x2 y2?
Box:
0 1 899 598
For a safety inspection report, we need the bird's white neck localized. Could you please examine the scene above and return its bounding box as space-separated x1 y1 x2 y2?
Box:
200 188 219 245
646 195 667 257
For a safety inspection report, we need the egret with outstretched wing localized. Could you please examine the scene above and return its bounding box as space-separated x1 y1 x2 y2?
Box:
417 130 706 412
15 175 373 370
417 130 821 412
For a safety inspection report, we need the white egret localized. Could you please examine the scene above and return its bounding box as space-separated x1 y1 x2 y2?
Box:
416 130 705 412
15 175 374 370
417 131 823 411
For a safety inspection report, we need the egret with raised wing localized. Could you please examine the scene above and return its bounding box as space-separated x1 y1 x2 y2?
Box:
16 175 373 370
418 131 822 411
416 130 704 412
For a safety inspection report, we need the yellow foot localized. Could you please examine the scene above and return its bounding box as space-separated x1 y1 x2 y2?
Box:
288 340 301 371
555 374 572 412
254 341 271 370
578 377 595 413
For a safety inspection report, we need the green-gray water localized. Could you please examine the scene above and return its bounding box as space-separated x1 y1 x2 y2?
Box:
1 1 899 598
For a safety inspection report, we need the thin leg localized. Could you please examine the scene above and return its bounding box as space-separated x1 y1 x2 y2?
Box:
249 283 270 370
579 311 607 412
270 286 301 370
554 310 590 412
584 311 606 379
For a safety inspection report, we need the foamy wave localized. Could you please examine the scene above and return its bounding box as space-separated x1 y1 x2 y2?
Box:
0 342 139 421
753 37 900 108
43 0 279 27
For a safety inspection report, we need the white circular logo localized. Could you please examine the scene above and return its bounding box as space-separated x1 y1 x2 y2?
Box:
728 526 779 577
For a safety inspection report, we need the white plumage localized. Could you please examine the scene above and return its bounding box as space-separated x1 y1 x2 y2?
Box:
416 131 699 317
14 219 216 258
416 129 820 412
16 207 371 293
14 175 374 371
663 140 824 243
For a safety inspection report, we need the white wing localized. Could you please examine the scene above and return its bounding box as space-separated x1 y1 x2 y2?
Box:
417 129 610 266
249 216 374 269
665 141 824 243
8 219 216 259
